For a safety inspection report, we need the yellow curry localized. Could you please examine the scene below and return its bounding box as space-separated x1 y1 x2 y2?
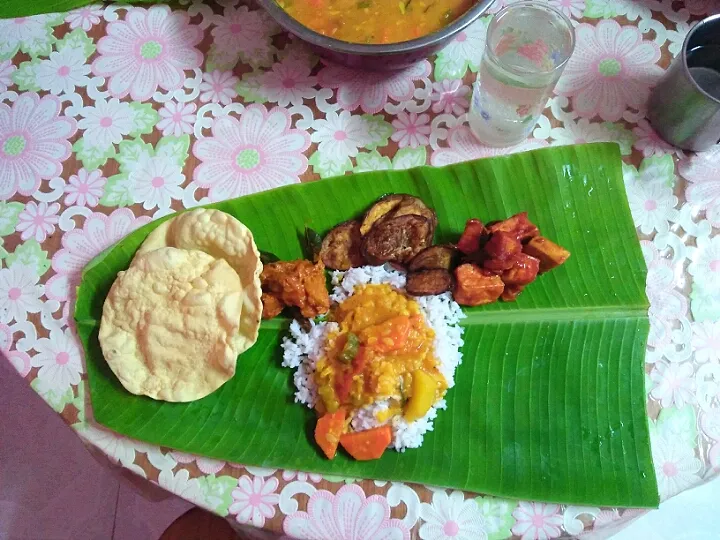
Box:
277 0 475 44
315 284 447 424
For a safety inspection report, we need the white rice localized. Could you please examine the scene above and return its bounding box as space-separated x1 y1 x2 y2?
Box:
281 265 465 451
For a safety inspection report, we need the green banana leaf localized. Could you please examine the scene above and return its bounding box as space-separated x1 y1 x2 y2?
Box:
0 0 163 19
75 142 659 508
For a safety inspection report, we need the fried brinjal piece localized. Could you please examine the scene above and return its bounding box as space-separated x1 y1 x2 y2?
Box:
456 218 487 255
523 236 571 273
453 263 505 306
320 220 365 270
362 214 433 265
487 212 539 242
391 196 438 236
359 194 405 236
406 269 453 296
408 245 458 272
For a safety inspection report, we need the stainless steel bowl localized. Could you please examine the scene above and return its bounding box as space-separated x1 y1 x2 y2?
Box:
255 0 496 70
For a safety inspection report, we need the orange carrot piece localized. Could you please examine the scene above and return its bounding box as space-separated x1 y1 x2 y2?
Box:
315 409 346 459
367 316 411 353
340 425 392 461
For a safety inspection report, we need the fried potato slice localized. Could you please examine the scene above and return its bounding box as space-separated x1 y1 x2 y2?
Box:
320 220 365 270
453 263 505 306
488 212 539 242
501 285 525 302
523 236 571 273
362 214 433 265
408 245 458 272
359 194 405 236
406 269 453 296
501 253 540 286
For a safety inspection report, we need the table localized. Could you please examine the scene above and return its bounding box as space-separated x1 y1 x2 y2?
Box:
1 0 718 538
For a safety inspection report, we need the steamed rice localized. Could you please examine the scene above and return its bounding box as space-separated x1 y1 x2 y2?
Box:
281 265 465 451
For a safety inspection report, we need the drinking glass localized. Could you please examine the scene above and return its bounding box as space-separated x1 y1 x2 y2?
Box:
469 1 575 147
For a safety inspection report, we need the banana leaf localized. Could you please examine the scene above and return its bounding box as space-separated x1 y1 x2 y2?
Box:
0 0 164 18
75 143 659 507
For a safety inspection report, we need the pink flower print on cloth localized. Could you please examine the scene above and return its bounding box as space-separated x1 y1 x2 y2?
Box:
229 475 280 528
430 80 470 116
16 201 60 243
65 6 104 31
679 145 720 228
391 112 431 149
32 328 83 394
192 104 310 202
45 209 150 302
0 92 77 200
1 323 31 377
260 60 317 107
511 502 564 540
199 70 239 105
431 126 547 166
0 264 43 325
92 5 203 102
64 168 106 207
0 60 16 93
419 490 487 540
549 0 586 19
157 101 196 137
317 60 431 114
170 451 225 475
283 484 410 540
555 19 663 122
77 98 134 150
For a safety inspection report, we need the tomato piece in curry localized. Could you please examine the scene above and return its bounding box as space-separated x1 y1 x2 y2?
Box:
277 0 475 44
314 284 447 425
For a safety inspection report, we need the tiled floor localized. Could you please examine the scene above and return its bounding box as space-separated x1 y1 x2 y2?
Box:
3 354 720 540
0 358 192 540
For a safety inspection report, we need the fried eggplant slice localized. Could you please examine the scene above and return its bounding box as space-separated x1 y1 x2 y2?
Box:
359 194 405 236
457 219 487 255
501 253 540 286
453 263 505 306
391 196 438 235
501 285 525 302
488 212 539 242
362 214 433 265
523 236 570 273
406 269 453 296
408 245 458 272
320 220 365 270
261 292 284 319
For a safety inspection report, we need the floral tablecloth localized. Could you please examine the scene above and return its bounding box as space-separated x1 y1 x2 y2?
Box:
1 0 719 537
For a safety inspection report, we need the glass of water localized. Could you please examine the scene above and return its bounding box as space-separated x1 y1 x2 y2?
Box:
469 1 575 147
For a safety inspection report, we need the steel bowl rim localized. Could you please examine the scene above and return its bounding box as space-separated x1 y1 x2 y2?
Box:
255 0 496 56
